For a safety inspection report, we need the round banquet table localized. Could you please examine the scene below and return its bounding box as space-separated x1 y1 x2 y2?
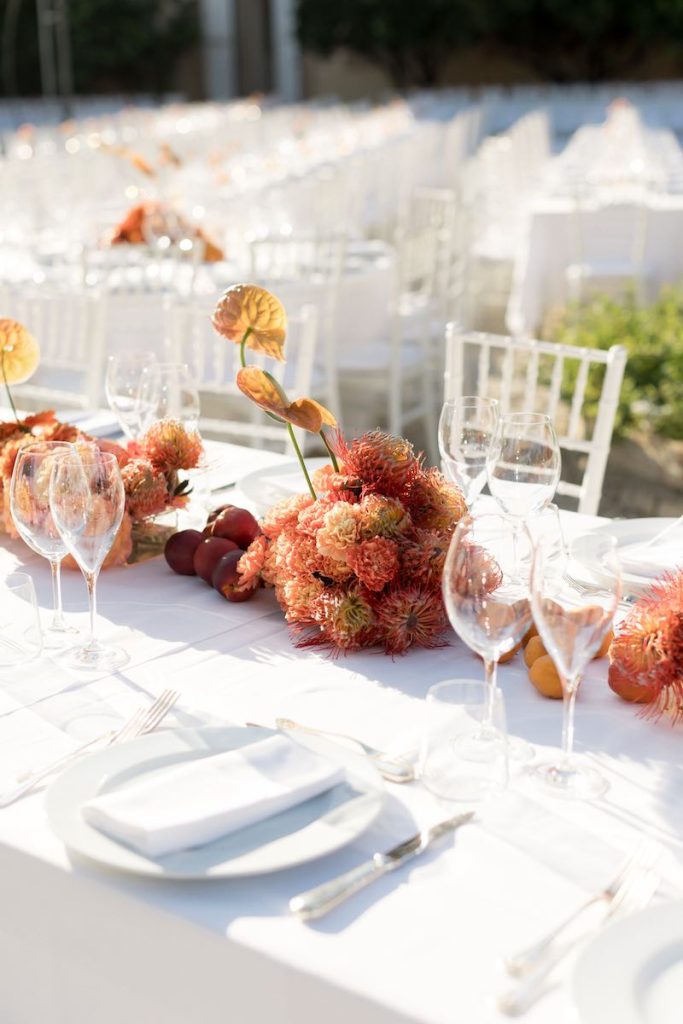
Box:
0 440 681 1024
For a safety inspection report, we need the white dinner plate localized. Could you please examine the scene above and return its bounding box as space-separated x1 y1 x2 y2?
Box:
239 457 330 513
45 726 384 879
572 900 683 1024
572 518 679 598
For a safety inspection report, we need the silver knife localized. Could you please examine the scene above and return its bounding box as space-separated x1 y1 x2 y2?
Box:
289 812 475 921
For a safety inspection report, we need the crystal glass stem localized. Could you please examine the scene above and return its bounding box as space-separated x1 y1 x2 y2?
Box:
49 558 67 630
85 570 99 653
483 658 498 731
560 674 580 768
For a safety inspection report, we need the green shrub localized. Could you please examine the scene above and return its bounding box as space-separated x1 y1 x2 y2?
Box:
547 288 683 441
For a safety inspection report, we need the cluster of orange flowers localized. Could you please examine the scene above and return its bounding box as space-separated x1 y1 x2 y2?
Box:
0 413 202 568
236 431 467 653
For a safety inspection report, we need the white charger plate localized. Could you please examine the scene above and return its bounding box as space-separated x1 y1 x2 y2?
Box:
239 457 330 514
45 726 384 879
572 900 683 1024
572 518 679 598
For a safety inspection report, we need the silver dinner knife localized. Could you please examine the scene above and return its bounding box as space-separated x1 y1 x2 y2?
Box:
289 812 475 921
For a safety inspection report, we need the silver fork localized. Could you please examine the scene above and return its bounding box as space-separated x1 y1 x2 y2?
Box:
272 717 416 784
504 840 655 977
498 861 661 1016
0 688 180 807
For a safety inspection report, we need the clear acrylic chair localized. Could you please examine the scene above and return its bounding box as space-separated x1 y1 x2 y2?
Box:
444 326 627 515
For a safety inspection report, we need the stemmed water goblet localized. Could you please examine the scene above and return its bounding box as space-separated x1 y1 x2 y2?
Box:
530 531 621 799
137 361 200 434
442 511 534 762
487 412 561 518
105 351 158 438
438 397 498 507
9 441 79 648
49 448 129 671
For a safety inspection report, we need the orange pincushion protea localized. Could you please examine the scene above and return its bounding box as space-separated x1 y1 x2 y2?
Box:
212 284 287 361
609 572 683 722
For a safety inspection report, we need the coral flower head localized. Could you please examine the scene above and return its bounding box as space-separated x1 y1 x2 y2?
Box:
212 284 287 361
236 367 336 433
140 420 202 472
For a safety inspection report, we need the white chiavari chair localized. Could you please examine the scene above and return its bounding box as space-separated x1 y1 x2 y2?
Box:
0 285 106 412
444 326 627 515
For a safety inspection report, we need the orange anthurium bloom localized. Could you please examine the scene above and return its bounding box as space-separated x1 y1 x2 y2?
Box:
236 367 337 433
0 319 40 384
212 284 287 362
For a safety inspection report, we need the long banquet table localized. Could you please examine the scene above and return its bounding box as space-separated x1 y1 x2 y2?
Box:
0 441 681 1024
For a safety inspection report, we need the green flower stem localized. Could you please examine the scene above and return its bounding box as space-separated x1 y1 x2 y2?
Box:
287 423 316 500
320 430 339 472
239 327 252 368
1 351 19 424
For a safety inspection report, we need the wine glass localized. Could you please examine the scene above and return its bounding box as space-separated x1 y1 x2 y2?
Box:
531 532 621 799
438 397 498 507
137 361 200 434
49 448 129 671
487 412 561 518
9 441 79 648
105 351 158 438
442 511 534 762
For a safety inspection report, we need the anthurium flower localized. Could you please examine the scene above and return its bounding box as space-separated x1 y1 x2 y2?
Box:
0 319 40 384
212 284 286 361
236 367 336 433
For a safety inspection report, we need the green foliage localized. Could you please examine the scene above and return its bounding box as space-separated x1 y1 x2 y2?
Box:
548 289 683 441
1 0 197 96
296 0 683 85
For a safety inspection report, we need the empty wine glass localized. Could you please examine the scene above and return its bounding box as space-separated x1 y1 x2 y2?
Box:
105 351 158 438
137 361 200 434
442 511 534 762
531 532 620 799
438 397 498 507
49 448 128 671
487 413 561 518
9 441 78 648
0 572 43 666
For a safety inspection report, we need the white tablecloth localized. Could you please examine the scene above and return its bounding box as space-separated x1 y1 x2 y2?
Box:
507 193 683 335
0 442 681 1024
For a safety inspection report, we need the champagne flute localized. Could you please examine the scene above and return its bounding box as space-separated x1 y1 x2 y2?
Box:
442 511 534 762
531 532 621 799
9 441 79 648
105 351 158 438
137 361 200 434
487 412 561 517
49 449 129 671
438 397 498 507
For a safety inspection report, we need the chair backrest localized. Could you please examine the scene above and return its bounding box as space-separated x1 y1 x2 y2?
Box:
1 285 106 411
444 326 627 515
163 298 318 455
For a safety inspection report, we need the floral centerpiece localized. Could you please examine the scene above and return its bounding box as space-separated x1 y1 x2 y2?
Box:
210 285 467 654
0 318 203 567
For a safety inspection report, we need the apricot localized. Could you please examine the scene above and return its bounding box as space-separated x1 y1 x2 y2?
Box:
529 654 563 699
499 639 523 664
594 629 613 659
607 662 656 704
524 634 548 668
522 622 539 644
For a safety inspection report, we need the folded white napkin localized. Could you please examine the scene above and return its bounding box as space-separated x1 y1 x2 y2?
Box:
82 735 344 858
619 534 683 579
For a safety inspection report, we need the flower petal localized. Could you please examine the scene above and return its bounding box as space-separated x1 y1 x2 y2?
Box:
212 284 286 361
236 366 289 416
0 319 40 385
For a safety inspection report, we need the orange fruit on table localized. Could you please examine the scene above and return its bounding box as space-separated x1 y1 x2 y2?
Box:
524 634 548 668
498 639 524 664
607 662 657 704
529 654 564 699
594 629 613 659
